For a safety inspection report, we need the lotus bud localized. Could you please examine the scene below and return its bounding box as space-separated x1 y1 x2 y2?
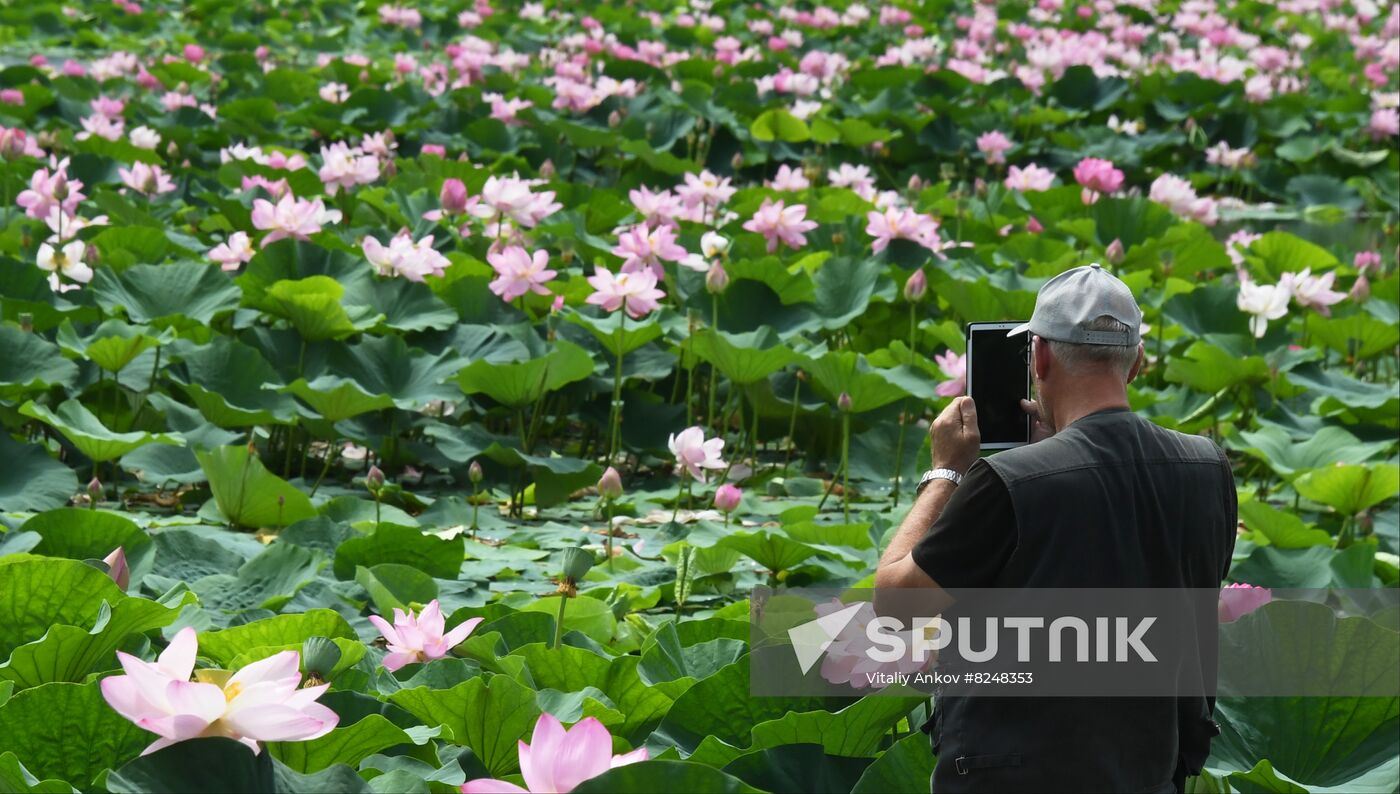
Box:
365 464 385 494
551 294 565 313
608 110 622 128
0 128 26 160
1105 238 1125 264
974 177 987 197
1026 216 1044 234
183 44 205 62
1350 273 1370 303
102 547 129 591
539 159 556 179
300 636 342 680
803 162 822 183
713 483 741 514
598 466 623 500
904 268 927 302
439 178 468 214
831 231 845 246
468 459 484 484
731 152 744 171
705 261 730 294
837 392 853 412
907 174 924 192
88 476 102 502
559 546 595 582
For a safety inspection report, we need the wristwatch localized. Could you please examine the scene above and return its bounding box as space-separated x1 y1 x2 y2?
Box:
915 468 963 495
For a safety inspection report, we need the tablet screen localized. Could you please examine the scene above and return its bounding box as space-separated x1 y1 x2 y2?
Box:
967 324 1031 448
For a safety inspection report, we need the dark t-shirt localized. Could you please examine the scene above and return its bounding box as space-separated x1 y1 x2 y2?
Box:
910 457 1015 588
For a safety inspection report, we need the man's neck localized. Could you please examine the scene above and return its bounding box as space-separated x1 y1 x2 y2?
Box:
1050 382 1130 433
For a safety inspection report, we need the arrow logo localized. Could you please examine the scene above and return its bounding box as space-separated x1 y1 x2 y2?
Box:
788 602 865 674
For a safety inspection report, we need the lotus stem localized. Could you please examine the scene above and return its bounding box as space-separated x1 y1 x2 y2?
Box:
310 438 339 497
552 592 568 650
707 294 719 430
892 401 909 506
606 316 626 467
841 411 851 523
783 377 800 476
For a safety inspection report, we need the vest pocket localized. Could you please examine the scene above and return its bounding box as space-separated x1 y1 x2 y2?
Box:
953 753 1023 775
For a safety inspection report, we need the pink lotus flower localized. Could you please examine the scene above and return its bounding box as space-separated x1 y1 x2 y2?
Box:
675 169 736 211
1073 158 1124 204
976 130 1013 164
611 224 687 279
865 207 943 253
743 199 818 253
460 713 648 793
317 142 380 196
251 194 343 246
1369 108 1399 140
713 483 742 513
668 426 726 482
488 245 557 301
17 159 85 220
767 164 810 192
0 127 44 160
934 351 966 397
827 163 876 199
1287 269 1347 316
103 547 129 591
100 627 338 755
119 162 176 196
585 267 665 319
209 232 254 272
1353 251 1382 273
1003 164 1055 192
362 232 451 282
1218 583 1271 622
1148 174 1217 226
472 175 561 228
369 600 482 672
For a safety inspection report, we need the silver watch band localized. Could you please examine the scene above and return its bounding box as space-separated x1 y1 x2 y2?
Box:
916 468 963 494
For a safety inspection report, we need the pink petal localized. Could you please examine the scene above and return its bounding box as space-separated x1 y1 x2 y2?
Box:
224 703 337 742
520 715 566 793
442 617 484 650
368 614 402 646
460 780 530 794
101 675 159 723
164 680 227 725
229 650 300 689
551 718 615 793
611 747 649 768
382 650 420 672
157 627 199 680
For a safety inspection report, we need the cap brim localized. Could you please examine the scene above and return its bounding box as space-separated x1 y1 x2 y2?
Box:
1005 322 1031 337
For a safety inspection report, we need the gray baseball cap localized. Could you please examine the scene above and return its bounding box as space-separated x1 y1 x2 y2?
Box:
1007 263 1142 346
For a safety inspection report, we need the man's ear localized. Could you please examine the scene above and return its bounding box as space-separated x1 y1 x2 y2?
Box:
1126 344 1145 384
1032 335 1051 381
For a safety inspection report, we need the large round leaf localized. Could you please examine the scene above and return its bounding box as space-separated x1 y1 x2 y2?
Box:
0 326 78 400
166 338 298 427
18 400 183 464
91 262 241 326
194 445 316 529
573 761 762 793
0 433 78 512
55 320 171 374
456 339 593 408
0 681 151 789
259 277 378 342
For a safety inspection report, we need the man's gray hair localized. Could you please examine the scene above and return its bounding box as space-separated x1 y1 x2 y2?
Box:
1045 315 1141 379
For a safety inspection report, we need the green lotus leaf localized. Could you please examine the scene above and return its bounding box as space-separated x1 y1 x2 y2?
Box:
0 681 151 790
566 311 663 358
800 351 913 413
1294 463 1400 515
0 433 78 512
851 733 937 794
168 338 298 427
750 109 810 143
55 320 172 374
188 542 326 615
314 334 461 411
722 744 872 794
813 258 884 330
258 276 378 342
1230 425 1391 479
574 761 761 794
688 327 797 386
507 643 674 738
0 589 195 689
267 714 423 775
1164 342 1271 393
0 750 75 793
196 609 355 666
457 339 593 407
332 523 464 580
389 674 541 776
195 445 316 529
1237 499 1333 549
0 325 78 400
90 262 241 326
18 400 183 464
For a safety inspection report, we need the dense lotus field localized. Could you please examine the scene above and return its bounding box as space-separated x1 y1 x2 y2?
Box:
0 0 1398 791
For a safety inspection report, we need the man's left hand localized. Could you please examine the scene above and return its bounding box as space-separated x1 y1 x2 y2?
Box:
931 396 980 474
